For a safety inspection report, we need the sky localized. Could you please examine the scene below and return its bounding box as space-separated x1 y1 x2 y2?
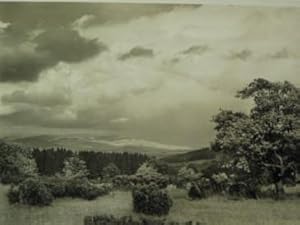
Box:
0 3 299 148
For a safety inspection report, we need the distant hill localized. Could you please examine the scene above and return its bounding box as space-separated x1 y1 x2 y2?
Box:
161 147 216 163
1 134 192 156
160 147 217 173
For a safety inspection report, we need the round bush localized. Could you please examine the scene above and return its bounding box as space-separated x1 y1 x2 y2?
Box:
188 178 213 199
17 178 54 206
132 183 173 216
7 186 20 204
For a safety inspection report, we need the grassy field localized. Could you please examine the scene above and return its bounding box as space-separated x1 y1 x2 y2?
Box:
0 184 300 225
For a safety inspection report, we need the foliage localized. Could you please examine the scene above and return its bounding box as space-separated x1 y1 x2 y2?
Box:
42 176 67 198
146 158 171 175
212 78 300 198
8 178 54 206
113 172 170 190
0 142 37 184
136 162 161 176
176 165 202 188
102 163 121 179
84 215 203 225
7 185 20 204
44 177 111 200
32 148 72 176
61 156 89 179
132 183 173 216
188 178 213 199
33 148 149 177
65 178 111 200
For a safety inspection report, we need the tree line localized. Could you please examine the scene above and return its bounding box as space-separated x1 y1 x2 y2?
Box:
32 148 149 178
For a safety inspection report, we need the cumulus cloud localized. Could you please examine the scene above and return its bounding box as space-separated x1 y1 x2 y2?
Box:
35 28 107 63
0 4 299 146
118 46 154 61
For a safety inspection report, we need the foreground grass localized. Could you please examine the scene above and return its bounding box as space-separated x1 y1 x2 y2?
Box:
0 185 300 225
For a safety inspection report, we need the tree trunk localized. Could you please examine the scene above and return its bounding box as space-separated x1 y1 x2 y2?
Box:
274 152 285 200
275 180 285 200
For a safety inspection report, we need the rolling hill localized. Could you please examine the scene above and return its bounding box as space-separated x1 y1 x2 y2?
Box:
1 134 192 156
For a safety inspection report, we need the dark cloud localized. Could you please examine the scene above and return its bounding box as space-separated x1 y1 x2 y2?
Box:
0 28 106 83
181 45 209 55
1 90 72 107
0 51 51 82
35 28 107 63
0 3 196 83
228 49 252 61
119 46 154 61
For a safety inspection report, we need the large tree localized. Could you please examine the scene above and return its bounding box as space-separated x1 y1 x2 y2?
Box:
212 78 299 198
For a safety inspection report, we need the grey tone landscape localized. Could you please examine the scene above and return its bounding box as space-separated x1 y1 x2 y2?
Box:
0 2 299 225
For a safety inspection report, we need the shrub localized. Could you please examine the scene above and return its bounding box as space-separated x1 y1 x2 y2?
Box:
113 174 170 190
102 163 120 179
64 178 111 200
42 177 67 198
7 185 20 204
84 215 203 225
188 178 213 199
8 178 54 206
132 183 173 216
227 182 260 199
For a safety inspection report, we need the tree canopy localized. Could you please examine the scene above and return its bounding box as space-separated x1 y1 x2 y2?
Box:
212 78 300 198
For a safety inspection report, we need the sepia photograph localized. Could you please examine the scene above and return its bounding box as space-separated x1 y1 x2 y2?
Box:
0 1 299 225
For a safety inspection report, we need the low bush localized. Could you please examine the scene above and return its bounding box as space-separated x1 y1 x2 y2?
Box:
7 177 112 206
227 182 260 199
188 178 214 200
64 178 111 200
132 183 173 216
113 174 170 189
7 185 20 204
43 177 67 198
84 215 203 225
7 178 54 206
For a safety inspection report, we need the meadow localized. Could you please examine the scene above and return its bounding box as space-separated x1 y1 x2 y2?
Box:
1 184 300 225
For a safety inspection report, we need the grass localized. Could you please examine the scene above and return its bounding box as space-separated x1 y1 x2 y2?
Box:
0 184 300 225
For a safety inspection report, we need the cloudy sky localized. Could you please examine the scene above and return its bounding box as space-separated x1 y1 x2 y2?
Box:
0 3 299 148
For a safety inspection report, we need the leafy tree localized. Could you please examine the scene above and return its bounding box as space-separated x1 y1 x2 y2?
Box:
61 155 89 179
212 78 299 198
102 163 120 178
136 162 160 176
0 143 37 184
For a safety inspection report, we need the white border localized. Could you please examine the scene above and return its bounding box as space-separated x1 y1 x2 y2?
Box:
0 0 300 7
